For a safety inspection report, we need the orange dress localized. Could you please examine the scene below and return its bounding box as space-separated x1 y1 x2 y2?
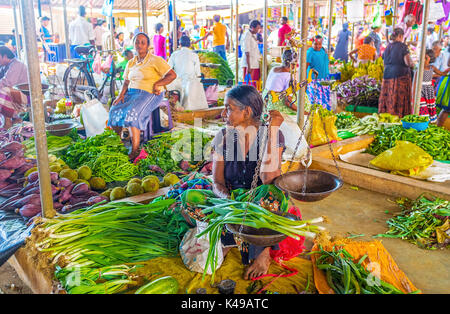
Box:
357 44 376 61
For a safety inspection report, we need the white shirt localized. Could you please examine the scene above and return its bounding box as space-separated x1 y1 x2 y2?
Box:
168 47 201 80
240 30 261 69
93 26 105 46
69 16 95 46
433 51 448 72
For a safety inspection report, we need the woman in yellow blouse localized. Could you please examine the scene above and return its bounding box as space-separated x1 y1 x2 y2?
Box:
349 36 377 65
108 33 177 159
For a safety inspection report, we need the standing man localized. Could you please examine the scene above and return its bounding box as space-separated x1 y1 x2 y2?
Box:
93 19 106 50
278 16 292 47
69 5 95 58
306 35 330 80
195 15 229 61
241 20 262 82
396 14 416 45
368 25 382 56
38 16 53 43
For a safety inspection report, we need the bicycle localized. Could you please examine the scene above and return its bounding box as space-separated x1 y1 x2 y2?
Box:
63 45 121 104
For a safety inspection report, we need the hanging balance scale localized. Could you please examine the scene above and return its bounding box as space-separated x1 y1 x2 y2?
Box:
226 87 342 247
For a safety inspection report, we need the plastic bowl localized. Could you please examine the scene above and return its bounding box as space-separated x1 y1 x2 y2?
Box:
401 120 429 131
46 122 77 136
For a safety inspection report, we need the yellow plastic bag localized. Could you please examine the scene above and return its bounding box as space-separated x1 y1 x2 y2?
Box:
310 111 340 147
370 141 433 176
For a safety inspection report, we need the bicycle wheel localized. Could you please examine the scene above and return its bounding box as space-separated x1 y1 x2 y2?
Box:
63 63 96 103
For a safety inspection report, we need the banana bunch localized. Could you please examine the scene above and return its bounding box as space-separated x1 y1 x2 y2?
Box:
55 98 67 114
339 62 355 83
352 63 369 80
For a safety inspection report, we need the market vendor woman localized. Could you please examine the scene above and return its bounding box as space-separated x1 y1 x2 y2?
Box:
108 33 177 159
211 85 286 280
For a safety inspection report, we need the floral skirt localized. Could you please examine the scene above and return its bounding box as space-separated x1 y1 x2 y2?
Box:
378 75 412 118
107 88 164 130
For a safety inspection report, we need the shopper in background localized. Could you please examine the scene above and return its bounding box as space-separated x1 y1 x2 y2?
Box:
153 23 166 60
306 35 330 80
333 22 352 63
241 20 263 83
349 36 377 65
431 41 450 78
0 46 28 129
368 25 382 56
93 19 106 50
195 15 230 61
115 32 125 50
278 16 292 47
378 28 414 118
68 5 95 58
396 14 416 44
355 26 365 49
38 16 53 43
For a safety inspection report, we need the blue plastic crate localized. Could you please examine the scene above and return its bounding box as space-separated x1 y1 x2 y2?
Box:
46 43 67 63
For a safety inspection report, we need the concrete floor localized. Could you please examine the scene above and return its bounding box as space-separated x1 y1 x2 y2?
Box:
297 183 450 294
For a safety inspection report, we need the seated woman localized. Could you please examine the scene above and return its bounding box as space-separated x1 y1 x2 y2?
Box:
211 85 286 279
349 36 377 65
262 49 297 115
0 46 28 129
108 33 177 160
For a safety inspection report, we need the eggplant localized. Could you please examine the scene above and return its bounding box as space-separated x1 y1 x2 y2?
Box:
61 202 88 214
0 188 21 198
0 169 13 181
50 172 59 184
69 196 90 205
14 163 36 175
72 183 89 196
18 204 42 218
0 194 23 211
0 181 10 190
87 195 108 206
0 141 23 154
23 186 40 196
57 177 73 188
27 171 39 183
0 156 26 170
53 202 64 210
18 180 39 195
10 194 41 209
0 152 7 163
59 184 74 203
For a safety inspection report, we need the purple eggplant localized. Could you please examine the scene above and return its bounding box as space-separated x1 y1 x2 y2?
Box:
50 172 59 184
72 183 89 196
59 184 74 203
18 204 42 218
61 202 88 214
53 202 64 210
10 194 41 209
0 181 10 190
0 169 13 181
0 156 26 170
0 194 23 211
18 180 39 195
23 186 40 196
0 152 7 163
0 141 23 154
14 163 36 176
87 195 108 206
27 171 39 183
57 177 73 188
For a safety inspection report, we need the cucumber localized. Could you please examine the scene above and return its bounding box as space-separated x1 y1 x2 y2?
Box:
135 276 179 294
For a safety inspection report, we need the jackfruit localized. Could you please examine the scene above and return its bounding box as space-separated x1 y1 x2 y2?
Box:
126 182 144 196
89 177 106 190
60 169 78 182
142 176 159 193
77 165 92 181
110 187 126 201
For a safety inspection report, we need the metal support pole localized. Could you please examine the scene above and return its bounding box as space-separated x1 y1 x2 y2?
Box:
141 0 148 34
62 0 70 58
48 2 55 40
392 0 399 28
413 0 430 115
327 0 334 54
263 0 268 88
172 0 177 52
19 0 55 218
235 0 239 84
230 0 233 54
109 16 115 50
11 0 22 60
297 0 308 128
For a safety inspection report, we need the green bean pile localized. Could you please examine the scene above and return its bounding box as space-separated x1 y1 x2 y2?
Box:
90 151 138 183
376 195 450 249
23 135 73 156
402 115 429 123
312 245 421 294
366 125 450 161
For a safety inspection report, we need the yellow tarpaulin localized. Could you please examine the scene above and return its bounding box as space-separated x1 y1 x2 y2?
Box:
135 248 315 294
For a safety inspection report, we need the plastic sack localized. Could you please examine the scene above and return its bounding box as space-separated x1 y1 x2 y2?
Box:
370 141 433 176
92 53 102 74
101 55 113 73
80 96 109 137
179 221 224 275
436 76 450 109
310 111 340 147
